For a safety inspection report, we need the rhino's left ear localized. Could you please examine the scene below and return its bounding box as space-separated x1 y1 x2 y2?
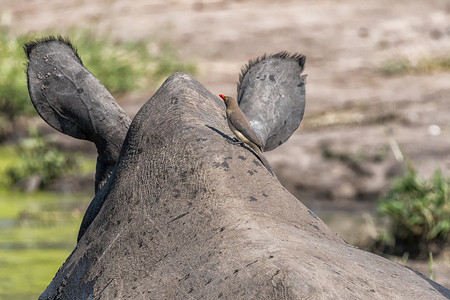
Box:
25 36 131 192
237 52 306 151
25 36 89 139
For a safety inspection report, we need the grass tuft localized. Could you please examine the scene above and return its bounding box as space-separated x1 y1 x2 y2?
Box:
380 54 450 76
376 167 450 258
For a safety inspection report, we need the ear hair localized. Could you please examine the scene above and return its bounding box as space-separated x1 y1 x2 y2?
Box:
24 35 83 65
237 51 305 95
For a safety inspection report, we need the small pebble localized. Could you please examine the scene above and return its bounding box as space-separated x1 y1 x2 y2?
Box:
428 124 441 136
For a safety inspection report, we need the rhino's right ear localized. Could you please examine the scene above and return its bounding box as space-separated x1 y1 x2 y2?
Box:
237 52 306 152
25 36 131 192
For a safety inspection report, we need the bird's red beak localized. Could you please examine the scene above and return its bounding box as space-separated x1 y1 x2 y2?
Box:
219 94 225 99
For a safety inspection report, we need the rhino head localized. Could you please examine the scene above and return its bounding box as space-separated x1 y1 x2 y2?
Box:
24 37 449 299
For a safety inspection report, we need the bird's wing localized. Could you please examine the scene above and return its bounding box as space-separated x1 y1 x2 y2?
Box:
229 109 264 148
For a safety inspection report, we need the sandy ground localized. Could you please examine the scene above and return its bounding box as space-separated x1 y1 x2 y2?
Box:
2 0 450 288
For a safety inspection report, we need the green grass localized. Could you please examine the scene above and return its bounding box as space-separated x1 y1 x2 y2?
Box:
380 54 450 76
0 27 196 124
3 128 87 189
0 145 17 184
377 167 450 257
0 128 97 190
67 30 196 94
80 157 97 176
0 29 34 123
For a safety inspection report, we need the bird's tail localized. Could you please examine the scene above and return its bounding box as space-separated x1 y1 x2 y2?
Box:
251 146 276 177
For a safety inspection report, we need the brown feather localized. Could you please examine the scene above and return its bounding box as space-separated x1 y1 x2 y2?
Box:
220 95 275 176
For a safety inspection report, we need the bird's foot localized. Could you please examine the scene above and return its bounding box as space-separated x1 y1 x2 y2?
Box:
227 138 244 146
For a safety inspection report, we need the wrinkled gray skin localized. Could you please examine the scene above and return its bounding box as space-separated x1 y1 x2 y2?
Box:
25 38 449 299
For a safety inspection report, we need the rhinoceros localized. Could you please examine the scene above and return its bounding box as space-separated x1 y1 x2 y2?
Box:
25 37 449 299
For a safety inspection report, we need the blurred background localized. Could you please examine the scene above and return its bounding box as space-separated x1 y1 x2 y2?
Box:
0 0 449 298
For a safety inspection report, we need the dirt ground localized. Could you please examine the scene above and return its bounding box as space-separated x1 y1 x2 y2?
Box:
2 0 450 289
